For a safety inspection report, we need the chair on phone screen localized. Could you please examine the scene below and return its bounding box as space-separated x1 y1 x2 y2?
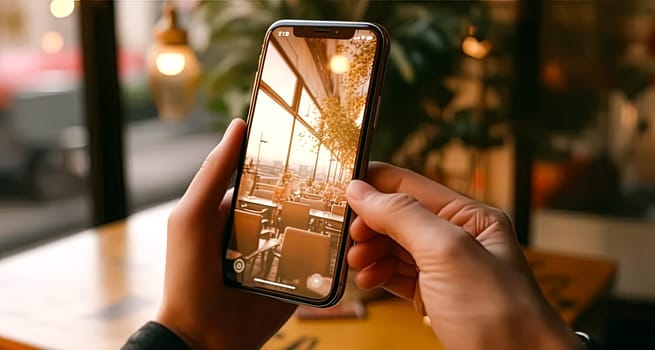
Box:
278 201 310 233
330 204 346 216
301 192 322 201
323 204 345 233
299 197 327 211
239 206 273 230
253 188 274 200
234 209 277 279
276 227 331 289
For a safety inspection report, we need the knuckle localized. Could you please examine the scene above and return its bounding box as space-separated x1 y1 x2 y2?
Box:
381 192 418 212
167 208 182 230
485 206 514 229
463 200 508 223
438 228 471 258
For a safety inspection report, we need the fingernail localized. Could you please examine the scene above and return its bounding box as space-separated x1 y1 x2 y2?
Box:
224 118 238 135
220 119 243 145
347 180 372 200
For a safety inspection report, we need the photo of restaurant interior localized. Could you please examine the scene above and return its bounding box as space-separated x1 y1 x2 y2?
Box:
225 28 377 299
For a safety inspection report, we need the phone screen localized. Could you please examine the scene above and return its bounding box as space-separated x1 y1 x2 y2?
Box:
224 24 382 303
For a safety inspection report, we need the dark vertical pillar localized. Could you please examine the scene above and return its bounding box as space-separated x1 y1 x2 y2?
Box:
79 0 127 225
512 0 542 245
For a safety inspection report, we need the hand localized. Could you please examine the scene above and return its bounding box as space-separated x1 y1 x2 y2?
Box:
156 119 296 349
346 162 580 350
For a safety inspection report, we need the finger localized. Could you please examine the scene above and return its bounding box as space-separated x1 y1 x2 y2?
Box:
180 119 245 211
380 275 418 301
354 259 417 300
355 255 418 280
366 162 471 219
354 255 395 289
347 235 394 269
350 217 415 265
215 188 235 253
366 162 517 242
347 180 475 263
217 188 235 226
349 217 378 243
219 188 235 213
348 235 415 269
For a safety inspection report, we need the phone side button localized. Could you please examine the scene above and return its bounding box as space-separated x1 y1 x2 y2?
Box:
373 96 382 129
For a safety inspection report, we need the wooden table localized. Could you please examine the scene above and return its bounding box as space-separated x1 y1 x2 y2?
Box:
0 202 615 350
524 248 616 325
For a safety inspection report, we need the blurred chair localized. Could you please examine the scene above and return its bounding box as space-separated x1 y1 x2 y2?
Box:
10 88 82 147
234 209 277 278
238 206 273 228
253 188 274 200
278 201 310 233
323 204 345 234
302 192 322 200
8 88 86 199
330 204 346 216
256 182 277 191
258 176 278 185
299 197 327 211
323 224 342 267
276 227 331 286
334 194 347 204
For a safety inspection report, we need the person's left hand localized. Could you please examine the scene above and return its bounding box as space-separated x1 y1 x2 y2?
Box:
156 119 296 349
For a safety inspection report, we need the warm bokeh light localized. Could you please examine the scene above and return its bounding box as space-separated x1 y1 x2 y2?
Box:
155 52 186 76
41 31 64 55
329 54 350 74
50 0 75 19
620 102 638 129
542 61 567 91
461 36 492 60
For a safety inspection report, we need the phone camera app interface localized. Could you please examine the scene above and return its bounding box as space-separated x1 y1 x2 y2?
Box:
226 27 377 300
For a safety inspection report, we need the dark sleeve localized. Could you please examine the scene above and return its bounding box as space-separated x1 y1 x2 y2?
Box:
122 321 191 350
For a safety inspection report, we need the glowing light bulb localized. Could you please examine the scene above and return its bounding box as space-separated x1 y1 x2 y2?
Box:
155 52 186 76
41 31 64 55
50 0 75 18
148 5 201 119
329 55 350 74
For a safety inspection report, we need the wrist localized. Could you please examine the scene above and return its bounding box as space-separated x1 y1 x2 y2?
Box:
476 293 582 350
156 305 271 350
530 299 583 350
155 308 203 350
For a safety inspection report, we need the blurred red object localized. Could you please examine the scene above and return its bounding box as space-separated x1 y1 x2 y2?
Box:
0 48 143 110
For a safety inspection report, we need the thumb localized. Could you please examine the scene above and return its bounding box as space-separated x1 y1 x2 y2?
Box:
179 118 245 212
346 180 475 263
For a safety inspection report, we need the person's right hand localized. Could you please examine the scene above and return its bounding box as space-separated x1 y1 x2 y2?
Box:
346 162 581 350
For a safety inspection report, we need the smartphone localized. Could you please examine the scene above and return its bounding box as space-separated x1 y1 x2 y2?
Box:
222 19 389 307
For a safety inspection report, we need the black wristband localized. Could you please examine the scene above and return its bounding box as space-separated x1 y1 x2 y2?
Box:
122 321 191 350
